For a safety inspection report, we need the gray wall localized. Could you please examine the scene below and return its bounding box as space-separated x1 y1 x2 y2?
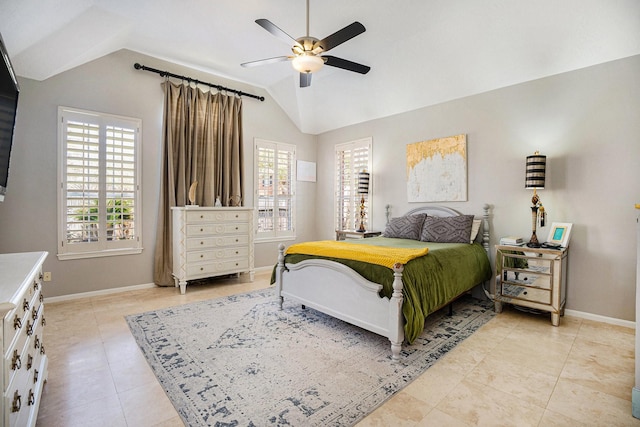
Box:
317 55 640 322
0 49 316 297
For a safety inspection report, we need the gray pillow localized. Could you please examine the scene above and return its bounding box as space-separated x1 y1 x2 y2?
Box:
420 215 474 243
383 214 427 240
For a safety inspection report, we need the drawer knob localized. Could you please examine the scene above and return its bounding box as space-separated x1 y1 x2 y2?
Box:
200 254 204 258
12 349 21 370
523 291 528 295
200 215 204 219
11 390 21 413
200 228 204 232
235 226 238 230
34 281 39 291
200 241 204 245
13 314 22 330
200 267 204 271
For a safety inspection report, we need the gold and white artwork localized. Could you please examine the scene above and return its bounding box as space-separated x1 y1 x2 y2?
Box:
406 134 467 202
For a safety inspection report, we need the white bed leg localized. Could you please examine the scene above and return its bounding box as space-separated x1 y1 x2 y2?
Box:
277 243 286 310
389 263 405 362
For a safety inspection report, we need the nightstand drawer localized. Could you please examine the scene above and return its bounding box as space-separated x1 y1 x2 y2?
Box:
502 270 551 290
501 283 551 304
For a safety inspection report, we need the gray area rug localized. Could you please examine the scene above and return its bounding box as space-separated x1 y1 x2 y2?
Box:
126 288 495 426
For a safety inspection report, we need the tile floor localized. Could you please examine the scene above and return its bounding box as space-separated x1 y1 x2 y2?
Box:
37 271 639 426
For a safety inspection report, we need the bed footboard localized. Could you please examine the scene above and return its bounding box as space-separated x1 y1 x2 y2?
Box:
276 244 405 361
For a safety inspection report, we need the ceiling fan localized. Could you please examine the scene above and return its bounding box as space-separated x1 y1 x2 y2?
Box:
241 0 370 88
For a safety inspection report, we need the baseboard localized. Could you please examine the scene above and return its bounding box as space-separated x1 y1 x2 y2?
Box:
564 308 635 329
44 267 274 304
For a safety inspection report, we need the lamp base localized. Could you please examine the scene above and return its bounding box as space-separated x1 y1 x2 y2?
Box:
527 230 540 248
526 241 541 248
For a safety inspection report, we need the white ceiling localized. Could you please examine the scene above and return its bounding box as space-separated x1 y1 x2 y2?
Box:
1 0 639 135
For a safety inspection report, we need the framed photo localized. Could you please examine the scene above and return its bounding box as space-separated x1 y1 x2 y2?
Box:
547 222 573 248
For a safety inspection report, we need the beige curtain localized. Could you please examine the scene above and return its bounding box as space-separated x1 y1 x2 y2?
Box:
153 81 243 286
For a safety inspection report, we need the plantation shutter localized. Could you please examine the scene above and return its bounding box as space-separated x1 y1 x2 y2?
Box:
58 107 142 259
335 138 372 231
255 139 296 240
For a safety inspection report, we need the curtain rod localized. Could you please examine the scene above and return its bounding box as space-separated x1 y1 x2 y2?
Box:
133 63 265 102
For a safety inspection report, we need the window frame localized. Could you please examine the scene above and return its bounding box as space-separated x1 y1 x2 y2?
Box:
57 106 142 260
254 138 296 242
335 137 372 232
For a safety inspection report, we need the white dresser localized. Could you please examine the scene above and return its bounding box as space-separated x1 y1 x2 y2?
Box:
172 207 254 294
0 252 48 427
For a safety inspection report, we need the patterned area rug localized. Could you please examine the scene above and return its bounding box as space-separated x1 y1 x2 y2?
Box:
126 288 495 426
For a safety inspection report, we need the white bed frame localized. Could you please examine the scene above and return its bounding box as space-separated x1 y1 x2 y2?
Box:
275 204 491 362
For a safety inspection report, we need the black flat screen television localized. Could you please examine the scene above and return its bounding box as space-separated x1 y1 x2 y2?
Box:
0 32 19 202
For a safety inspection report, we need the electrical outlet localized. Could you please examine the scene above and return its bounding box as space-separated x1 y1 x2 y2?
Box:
43 272 52 282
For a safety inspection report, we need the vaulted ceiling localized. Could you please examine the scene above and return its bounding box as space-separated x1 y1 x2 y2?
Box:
1 0 639 134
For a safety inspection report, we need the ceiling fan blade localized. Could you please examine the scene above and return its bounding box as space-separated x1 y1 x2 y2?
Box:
323 56 370 74
241 56 291 68
313 22 366 52
300 73 312 88
255 19 303 50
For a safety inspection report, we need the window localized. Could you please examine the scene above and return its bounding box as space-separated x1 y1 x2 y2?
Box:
254 139 296 241
335 137 372 231
57 107 142 260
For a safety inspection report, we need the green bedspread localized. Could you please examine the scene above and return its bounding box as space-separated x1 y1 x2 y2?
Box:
272 236 492 344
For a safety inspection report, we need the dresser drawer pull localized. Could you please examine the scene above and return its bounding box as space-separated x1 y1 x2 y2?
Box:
11 391 21 413
12 349 21 370
32 307 38 321
41 316 46 327
27 354 33 370
200 215 204 219
28 389 35 406
235 226 238 230
40 293 44 303
200 228 204 232
23 298 30 312
34 369 39 383
200 267 204 271
26 320 33 336
235 239 239 242
200 254 204 258
40 345 46 355
34 336 40 350
34 280 39 291
200 241 204 245
14 314 22 330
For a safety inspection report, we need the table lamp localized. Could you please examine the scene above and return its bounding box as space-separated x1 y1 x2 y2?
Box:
357 171 370 232
525 152 546 247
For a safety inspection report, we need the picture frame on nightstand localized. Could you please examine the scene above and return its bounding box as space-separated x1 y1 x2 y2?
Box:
547 222 572 248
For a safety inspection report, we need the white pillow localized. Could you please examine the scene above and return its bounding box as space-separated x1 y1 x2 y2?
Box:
470 219 482 243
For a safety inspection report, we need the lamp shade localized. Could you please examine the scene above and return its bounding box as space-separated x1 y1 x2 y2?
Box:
357 171 370 194
525 153 546 189
291 54 324 74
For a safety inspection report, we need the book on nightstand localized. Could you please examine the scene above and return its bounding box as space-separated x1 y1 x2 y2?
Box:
500 236 524 246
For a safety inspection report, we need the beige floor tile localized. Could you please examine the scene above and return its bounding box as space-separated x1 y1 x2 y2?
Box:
356 391 432 426
36 393 127 427
577 319 635 350
547 377 640 426
537 408 594 427
436 379 545 427
417 408 473 426
119 381 180 427
560 336 634 401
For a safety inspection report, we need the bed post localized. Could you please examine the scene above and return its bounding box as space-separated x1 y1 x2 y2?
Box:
389 263 405 362
277 243 286 310
482 204 490 256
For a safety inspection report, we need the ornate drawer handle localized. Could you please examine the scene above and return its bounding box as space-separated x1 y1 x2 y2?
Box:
32 307 38 321
23 298 30 312
28 389 35 406
13 315 22 330
26 320 33 336
34 369 39 383
34 336 40 349
11 391 21 413
40 294 44 303
40 345 46 356
12 349 21 370
27 354 33 370
34 280 39 291
41 316 46 327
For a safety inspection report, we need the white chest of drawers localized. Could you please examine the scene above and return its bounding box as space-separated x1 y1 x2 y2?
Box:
0 252 48 427
172 207 255 294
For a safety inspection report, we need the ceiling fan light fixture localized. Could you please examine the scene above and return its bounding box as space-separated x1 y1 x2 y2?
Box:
291 54 324 73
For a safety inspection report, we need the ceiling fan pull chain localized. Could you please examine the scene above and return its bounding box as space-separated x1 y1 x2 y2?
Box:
306 0 310 37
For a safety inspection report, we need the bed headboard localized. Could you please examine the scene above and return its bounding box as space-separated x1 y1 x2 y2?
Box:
386 204 491 255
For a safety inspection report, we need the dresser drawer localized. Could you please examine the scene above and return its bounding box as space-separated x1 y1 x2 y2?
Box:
186 235 249 250
186 210 251 223
186 223 250 237
187 258 250 276
186 247 249 264
502 270 551 290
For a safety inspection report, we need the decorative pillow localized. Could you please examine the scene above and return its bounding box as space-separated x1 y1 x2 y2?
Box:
470 219 482 243
383 214 427 240
420 215 474 243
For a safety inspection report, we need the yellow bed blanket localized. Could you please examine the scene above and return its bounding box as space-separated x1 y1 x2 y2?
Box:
286 240 429 269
